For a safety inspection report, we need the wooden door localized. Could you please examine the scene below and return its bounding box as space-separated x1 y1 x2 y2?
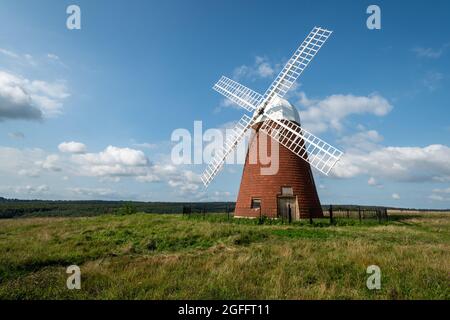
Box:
277 197 297 220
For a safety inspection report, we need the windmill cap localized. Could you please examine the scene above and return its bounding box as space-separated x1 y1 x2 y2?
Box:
254 95 301 124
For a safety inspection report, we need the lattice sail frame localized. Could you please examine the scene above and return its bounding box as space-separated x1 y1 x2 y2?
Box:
200 114 255 187
201 26 340 187
259 117 342 175
213 76 261 112
260 27 332 105
210 76 343 175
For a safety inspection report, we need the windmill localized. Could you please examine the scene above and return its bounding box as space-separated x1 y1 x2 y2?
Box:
201 26 343 219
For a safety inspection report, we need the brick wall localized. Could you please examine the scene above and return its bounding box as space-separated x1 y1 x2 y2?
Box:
235 127 323 219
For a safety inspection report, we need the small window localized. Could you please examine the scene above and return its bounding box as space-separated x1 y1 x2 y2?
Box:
281 187 293 196
251 198 261 209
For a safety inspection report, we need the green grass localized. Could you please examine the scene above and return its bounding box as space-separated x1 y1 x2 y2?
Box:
0 212 449 299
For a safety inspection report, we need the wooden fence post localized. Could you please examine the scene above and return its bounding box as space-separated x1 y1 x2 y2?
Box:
259 206 262 224
329 205 333 225
358 206 362 222
309 208 313 224
288 204 292 224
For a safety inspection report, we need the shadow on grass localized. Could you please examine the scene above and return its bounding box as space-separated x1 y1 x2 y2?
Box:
0 255 89 283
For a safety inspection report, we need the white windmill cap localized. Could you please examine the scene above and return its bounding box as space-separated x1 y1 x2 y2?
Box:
253 95 301 124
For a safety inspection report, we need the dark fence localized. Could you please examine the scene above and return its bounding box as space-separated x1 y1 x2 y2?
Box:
182 204 388 224
322 205 388 224
0 198 387 223
182 204 234 220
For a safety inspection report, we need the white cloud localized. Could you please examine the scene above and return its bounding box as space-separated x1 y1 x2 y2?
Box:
23 54 37 67
339 129 383 152
297 92 393 133
18 168 40 178
46 53 68 68
28 80 69 100
367 176 383 188
13 184 49 195
0 70 69 120
428 194 447 201
132 142 157 149
255 56 275 77
333 144 450 183
215 98 243 112
428 187 450 202
47 53 60 60
168 179 199 193
213 190 231 197
0 146 46 176
0 48 20 59
412 46 445 59
156 165 202 194
0 71 42 120
58 141 87 154
142 163 203 194
392 193 400 200
233 56 277 81
0 48 39 66
432 187 450 194
76 145 148 166
8 131 25 139
0 48 67 68
70 146 203 192
73 146 149 178
190 190 235 202
36 154 62 172
67 187 119 198
135 174 160 183
0 146 67 186
423 71 444 91
0 143 205 198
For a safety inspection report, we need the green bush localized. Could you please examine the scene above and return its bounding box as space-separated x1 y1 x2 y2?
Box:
118 202 137 215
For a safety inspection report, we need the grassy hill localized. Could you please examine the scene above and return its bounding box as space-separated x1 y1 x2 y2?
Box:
0 210 449 299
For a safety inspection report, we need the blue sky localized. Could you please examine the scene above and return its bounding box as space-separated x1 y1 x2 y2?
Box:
0 0 449 208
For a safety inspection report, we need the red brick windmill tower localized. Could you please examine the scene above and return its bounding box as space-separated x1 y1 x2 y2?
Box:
201 26 343 220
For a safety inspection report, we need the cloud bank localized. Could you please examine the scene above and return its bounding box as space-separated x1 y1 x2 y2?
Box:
0 70 69 121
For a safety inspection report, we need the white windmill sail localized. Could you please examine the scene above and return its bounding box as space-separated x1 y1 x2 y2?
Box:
201 26 340 187
213 76 262 112
200 114 255 186
260 26 332 106
211 82 343 176
259 116 343 175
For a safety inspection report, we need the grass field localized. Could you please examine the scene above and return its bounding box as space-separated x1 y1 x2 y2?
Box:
0 211 449 299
